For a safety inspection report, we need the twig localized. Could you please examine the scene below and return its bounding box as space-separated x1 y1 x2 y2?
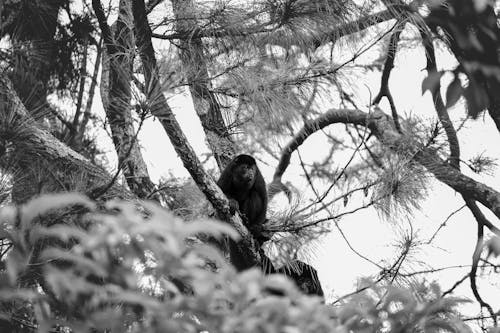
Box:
468 202 498 325
442 273 469 297
372 20 405 133
427 204 467 244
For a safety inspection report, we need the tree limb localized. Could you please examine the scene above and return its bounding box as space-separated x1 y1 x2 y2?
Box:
372 20 405 133
132 0 261 270
171 0 235 168
420 28 461 168
0 74 131 200
93 0 159 200
469 216 497 325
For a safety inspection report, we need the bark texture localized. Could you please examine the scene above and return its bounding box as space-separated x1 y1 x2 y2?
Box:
94 0 158 200
0 74 131 201
132 0 261 269
171 0 235 169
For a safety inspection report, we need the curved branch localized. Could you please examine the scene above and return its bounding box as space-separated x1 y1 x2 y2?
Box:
470 217 497 325
272 109 371 183
420 29 461 168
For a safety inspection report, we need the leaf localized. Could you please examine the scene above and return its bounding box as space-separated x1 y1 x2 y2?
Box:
20 193 95 227
486 237 500 257
445 77 463 108
422 70 444 95
41 248 108 277
423 318 458 333
184 219 239 240
427 0 446 8
5 250 27 284
463 79 489 118
30 225 88 244
343 195 349 207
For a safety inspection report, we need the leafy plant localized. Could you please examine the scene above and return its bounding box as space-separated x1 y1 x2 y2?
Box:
0 194 473 332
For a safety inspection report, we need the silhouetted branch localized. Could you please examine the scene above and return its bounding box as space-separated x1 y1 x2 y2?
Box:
420 29 461 169
442 273 469 297
372 21 405 133
469 217 497 325
427 204 467 244
77 37 103 139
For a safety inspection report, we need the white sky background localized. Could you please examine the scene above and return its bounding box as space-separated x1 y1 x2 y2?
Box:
83 1 500 319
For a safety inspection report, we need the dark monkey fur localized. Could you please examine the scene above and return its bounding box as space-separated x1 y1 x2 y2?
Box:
217 154 268 230
217 154 269 270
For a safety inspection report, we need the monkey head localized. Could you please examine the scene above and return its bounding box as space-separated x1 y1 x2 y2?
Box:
231 154 257 190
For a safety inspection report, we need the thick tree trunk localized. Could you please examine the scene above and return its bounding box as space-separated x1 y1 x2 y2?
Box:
0 74 132 201
171 0 235 169
94 0 158 200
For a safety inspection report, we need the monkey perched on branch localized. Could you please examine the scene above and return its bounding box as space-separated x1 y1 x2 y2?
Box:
217 154 270 269
217 155 267 229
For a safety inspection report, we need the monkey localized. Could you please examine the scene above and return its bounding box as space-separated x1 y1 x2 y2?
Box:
217 154 270 270
217 154 268 236
264 260 324 297
276 260 323 296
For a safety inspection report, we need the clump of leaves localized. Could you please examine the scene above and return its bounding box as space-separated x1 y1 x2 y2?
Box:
338 283 470 333
373 154 430 221
424 0 500 118
466 152 497 175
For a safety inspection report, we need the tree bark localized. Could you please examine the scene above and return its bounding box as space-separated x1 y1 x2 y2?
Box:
93 0 158 200
0 74 132 201
171 0 235 169
132 0 261 269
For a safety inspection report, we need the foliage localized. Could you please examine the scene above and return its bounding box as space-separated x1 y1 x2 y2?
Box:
1 0 96 93
0 194 473 332
424 0 500 118
158 176 210 220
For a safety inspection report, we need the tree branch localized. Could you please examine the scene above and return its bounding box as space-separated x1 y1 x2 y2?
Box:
469 216 497 325
0 74 131 200
372 20 405 133
420 29 461 168
171 0 235 168
93 0 159 200
132 0 261 270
